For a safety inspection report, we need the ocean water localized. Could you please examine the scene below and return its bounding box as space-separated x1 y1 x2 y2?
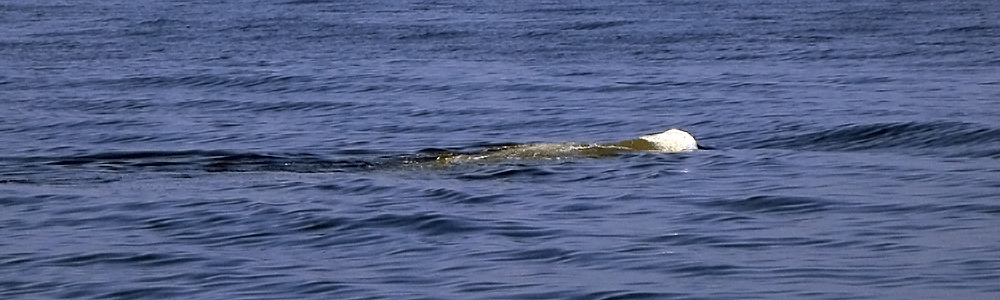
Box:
2 0 999 299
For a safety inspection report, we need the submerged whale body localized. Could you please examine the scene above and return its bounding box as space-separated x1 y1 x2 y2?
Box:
427 129 700 164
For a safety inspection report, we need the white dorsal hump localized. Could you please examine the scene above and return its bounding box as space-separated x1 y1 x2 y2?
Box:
639 129 698 153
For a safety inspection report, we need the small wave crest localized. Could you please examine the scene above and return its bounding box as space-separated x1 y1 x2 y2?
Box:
701 195 835 215
750 121 1000 158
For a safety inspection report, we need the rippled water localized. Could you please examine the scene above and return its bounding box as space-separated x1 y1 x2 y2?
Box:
2 0 999 299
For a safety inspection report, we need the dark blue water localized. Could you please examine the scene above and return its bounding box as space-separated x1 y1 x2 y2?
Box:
3 0 999 299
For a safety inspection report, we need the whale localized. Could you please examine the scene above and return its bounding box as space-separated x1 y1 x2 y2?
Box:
424 129 702 164
608 128 699 153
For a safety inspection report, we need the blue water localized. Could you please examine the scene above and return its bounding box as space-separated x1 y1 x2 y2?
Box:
3 0 1000 299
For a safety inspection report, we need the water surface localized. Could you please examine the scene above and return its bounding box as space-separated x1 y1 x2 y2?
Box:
2 0 999 299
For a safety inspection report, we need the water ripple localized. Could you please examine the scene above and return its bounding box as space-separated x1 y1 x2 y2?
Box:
749 121 1000 158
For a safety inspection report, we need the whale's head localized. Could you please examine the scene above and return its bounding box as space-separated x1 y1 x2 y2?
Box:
639 129 698 153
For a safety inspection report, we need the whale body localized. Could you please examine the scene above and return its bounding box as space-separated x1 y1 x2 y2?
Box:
425 129 700 164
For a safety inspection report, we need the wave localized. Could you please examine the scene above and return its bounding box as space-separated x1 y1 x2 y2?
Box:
103 74 327 93
748 121 1000 158
700 195 835 215
13 150 381 174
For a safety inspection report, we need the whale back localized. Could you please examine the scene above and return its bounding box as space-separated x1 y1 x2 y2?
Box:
608 138 659 151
